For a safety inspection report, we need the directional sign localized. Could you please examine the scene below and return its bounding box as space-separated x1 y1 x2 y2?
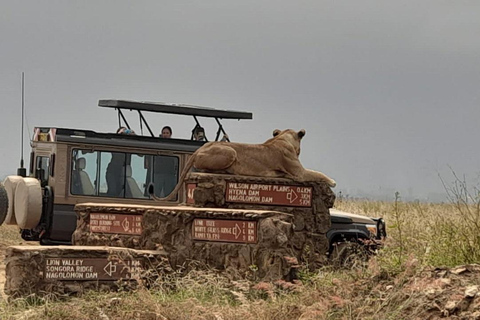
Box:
103 261 117 276
43 258 143 281
225 183 312 207
192 219 257 243
186 183 197 204
90 213 142 235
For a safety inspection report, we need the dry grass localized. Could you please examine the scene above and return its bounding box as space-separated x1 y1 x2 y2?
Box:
336 193 480 270
0 224 25 248
2 189 480 319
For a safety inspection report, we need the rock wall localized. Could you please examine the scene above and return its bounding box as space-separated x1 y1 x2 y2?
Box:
185 173 335 269
73 204 299 281
73 204 144 250
72 174 335 279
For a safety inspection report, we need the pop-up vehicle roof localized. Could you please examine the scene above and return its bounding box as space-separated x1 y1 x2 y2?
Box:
34 99 253 147
99 99 253 141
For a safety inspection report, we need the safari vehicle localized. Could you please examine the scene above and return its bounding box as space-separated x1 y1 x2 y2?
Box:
328 209 386 264
0 99 385 257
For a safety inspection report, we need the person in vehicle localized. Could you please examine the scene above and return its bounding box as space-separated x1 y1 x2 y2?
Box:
153 155 177 197
220 133 229 142
117 126 136 135
105 128 134 197
160 126 172 138
106 152 126 197
192 125 206 141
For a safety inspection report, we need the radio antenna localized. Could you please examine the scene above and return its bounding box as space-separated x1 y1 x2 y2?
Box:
17 72 26 177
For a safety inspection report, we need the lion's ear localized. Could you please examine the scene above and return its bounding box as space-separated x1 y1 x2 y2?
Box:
273 129 281 137
298 129 306 139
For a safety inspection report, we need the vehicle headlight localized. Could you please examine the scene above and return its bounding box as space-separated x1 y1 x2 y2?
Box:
366 224 377 238
376 218 386 239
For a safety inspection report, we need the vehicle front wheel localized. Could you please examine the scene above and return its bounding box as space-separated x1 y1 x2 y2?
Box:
330 242 368 269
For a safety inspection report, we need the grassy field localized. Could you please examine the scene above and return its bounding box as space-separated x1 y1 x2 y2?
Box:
1 190 480 319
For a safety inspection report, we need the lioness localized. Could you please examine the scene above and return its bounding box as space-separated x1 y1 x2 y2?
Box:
151 128 336 201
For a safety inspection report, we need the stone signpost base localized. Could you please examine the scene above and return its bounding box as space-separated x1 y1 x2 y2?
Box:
73 204 300 281
71 174 334 282
5 246 169 298
5 174 334 297
185 173 335 269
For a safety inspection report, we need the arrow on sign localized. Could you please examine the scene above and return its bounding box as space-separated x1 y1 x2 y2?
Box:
286 189 298 203
103 261 117 276
121 218 130 232
233 224 242 239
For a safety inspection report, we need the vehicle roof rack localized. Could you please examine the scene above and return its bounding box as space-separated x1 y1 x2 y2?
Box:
98 99 253 141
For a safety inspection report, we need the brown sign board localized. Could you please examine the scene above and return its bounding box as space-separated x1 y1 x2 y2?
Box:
225 182 312 207
192 219 257 243
44 258 143 281
186 183 196 204
90 213 142 235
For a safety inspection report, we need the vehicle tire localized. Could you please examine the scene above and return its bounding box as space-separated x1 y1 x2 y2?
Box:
14 177 43 229
0 184 8 226
330 242 368 269
3 176 24 225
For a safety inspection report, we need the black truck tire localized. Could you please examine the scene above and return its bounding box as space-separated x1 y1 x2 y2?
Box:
0 184 8 226
330 242 368 268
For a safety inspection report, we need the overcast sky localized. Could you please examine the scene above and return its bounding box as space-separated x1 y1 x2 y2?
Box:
1 1 479 201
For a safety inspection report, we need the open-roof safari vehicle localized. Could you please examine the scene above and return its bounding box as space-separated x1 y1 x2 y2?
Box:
0 99 385 261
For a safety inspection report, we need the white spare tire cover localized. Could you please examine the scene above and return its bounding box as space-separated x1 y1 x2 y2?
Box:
3 176 24 225
14 177 43 229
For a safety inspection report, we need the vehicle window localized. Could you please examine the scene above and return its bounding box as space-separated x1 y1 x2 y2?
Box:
97 152 111 195
35 156 50 187
71 150 98 196
99 152 150 199
125 154 148 199
101 152 126 198
152 155 179 198
71 149 178 200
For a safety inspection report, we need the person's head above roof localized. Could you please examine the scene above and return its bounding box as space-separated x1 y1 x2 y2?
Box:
117 126 136 135
193 125 205 141
160 126 172 138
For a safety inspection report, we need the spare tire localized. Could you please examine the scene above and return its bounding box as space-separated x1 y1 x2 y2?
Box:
14 177 43 229
3 176 23 225
0 184 7 225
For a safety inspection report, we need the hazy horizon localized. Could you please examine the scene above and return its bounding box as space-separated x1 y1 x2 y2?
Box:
1 1 479 202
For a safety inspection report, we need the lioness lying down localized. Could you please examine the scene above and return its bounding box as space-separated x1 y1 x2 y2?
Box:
151 129 336 201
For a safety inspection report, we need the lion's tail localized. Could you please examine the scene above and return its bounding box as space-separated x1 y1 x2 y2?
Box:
149 149 198 202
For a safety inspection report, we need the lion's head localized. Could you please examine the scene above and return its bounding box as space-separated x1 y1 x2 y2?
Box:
270 129 306 156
